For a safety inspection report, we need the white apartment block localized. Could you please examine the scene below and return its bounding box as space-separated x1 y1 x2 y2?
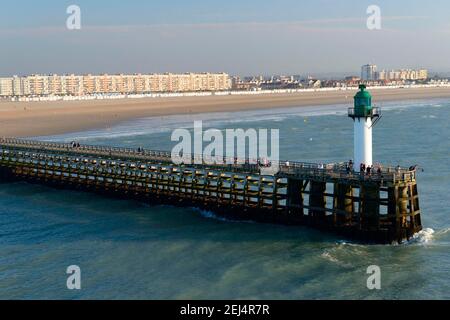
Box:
0 78 14 96
375 69 428 81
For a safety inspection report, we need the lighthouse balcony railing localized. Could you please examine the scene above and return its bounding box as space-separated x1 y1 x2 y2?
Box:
348 107 381 118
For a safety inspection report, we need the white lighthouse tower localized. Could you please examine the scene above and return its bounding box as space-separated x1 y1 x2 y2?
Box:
349 85 380 171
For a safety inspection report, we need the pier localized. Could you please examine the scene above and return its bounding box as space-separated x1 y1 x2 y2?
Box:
0 137 422 244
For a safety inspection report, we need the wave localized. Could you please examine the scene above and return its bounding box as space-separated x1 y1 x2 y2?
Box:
36 98 450 143
37 104 351 141
436 227 450 236
421 115 437 119
335 240 366 248
405 226 450 246
407 228 435 245
321 251 340 263
194 208 255 224
320 247 355 268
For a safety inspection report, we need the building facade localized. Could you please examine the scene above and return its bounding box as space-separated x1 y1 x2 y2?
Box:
373 68 428 82
361 64 377 81
0 73 231 97
0 78 14 96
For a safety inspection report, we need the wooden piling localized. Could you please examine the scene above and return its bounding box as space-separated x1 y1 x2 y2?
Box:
333 183 354 226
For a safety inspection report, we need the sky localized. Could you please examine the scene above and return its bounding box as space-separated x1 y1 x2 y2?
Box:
1 0 450 76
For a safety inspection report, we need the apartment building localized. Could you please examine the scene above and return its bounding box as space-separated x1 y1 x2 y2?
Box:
27 74 50 95
48 74 64 96
0 78 13 96
0 73 231 97
375 69 428 81
64 74 84 96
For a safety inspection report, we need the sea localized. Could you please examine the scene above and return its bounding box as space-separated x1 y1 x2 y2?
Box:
0 99 449 299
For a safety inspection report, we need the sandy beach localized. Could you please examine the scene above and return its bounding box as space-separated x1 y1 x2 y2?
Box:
1 86 450 137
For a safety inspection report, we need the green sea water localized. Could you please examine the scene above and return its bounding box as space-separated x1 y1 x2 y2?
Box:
0 99 449 299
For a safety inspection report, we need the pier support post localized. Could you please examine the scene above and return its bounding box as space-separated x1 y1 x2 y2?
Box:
397 183 422 241
399 186 409 230
0 166 15 182
333 183 354 226
387 186 398 236
287 179 304 217
309 181 326 224
360 183 380 232
387 185 409 242
409 183 422 233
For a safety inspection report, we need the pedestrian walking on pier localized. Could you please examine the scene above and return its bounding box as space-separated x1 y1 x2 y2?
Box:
360 163 366 175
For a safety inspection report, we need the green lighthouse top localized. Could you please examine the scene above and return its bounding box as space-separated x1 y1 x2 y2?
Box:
353 84 373 117
348 84 381 120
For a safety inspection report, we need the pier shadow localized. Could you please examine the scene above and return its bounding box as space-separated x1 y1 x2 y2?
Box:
0 181 338 246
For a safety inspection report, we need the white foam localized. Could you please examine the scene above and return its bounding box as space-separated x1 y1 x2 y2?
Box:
197 209 228 222
36 98 450 143
37 104 350 141
194 208 255 224
421 115 437 119
436 227 450 235
409 228 435 244
321 251 340 263
434 227 450 241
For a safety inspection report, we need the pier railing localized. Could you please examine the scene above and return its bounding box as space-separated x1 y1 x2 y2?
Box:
278 161 416 185
0 137 416 184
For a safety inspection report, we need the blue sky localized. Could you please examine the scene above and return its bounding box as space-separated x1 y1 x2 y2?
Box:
1 0 450 76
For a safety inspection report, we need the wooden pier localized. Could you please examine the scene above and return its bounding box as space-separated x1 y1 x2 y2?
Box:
0 138 422 244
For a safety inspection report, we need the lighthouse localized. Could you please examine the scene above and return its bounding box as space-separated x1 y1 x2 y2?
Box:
349 84 381 171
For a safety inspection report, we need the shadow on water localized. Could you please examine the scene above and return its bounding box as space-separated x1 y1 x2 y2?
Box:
0 181 338 246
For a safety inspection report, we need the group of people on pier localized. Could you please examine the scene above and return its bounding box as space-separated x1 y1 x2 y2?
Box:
70 141 81 148
345 160 383 176
360 163 382 176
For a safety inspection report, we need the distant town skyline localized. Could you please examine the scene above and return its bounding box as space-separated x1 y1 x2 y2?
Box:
4 67 447 99
1 0 450 76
